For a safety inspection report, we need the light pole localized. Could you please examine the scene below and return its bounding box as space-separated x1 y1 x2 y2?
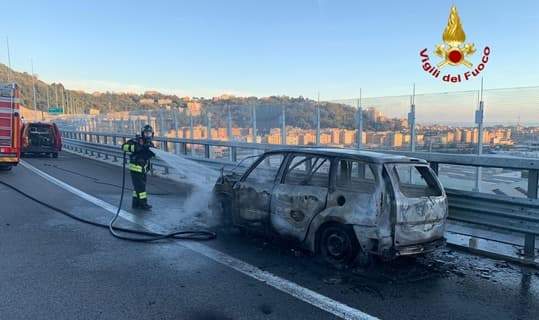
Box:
281 104 286 145
474 78 485 192
46 86 50 110
31 59 37 113
356 88 363 149
6 37 12 82
408 84 416 152
226 104 232 142
251 103 257 143
206 110 212 158
316 92 321 146
55 86 59 108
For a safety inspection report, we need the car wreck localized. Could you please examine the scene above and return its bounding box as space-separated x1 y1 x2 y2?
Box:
213 148 448 265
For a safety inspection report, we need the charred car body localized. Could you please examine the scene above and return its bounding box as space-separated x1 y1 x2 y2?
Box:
214 148 448 265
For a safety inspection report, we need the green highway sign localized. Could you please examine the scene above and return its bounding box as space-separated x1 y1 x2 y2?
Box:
48 106 64 114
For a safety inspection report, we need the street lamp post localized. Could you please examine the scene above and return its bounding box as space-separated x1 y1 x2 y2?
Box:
316 92 321 146
356 88 363 149
474 78 485 192
252 103 257 144
281 104 286 145
408 84 417 152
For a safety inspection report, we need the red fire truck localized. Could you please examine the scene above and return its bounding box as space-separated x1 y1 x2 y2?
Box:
0 83 22 170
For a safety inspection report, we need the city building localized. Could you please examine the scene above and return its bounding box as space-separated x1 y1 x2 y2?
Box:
388 132 403 148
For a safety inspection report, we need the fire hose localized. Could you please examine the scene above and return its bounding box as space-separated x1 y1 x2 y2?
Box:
0 152 216 242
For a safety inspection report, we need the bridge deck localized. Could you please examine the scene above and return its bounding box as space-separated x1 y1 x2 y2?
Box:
1 152 538 320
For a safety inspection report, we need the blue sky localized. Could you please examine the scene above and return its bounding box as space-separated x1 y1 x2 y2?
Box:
1 0 538 100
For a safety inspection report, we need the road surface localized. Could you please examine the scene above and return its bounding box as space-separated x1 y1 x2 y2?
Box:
1 151 538 319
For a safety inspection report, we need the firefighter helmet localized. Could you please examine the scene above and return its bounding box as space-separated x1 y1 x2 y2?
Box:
141 125 154 140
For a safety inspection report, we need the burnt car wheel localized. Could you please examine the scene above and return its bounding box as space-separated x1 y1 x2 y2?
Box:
320 224 359 266
219 197 233 226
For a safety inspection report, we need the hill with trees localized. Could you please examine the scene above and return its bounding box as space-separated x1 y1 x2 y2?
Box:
0 64 402 131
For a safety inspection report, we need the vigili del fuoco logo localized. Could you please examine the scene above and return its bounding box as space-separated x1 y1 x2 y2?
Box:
419 5 490 83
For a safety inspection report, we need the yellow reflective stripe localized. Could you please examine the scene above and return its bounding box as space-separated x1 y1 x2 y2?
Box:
132 192 148 199
122 144 136 153
129 163 143 172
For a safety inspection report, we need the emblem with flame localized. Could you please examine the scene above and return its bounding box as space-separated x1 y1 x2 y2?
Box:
435 6 475 68
419 5 490 83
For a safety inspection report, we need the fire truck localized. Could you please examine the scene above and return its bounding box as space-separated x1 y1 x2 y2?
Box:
0 83 22 170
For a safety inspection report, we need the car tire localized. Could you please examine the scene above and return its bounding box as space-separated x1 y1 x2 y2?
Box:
319 224 359 267
0 165 12 171
212 194 232 227
52 152 59 158
220 197 233 227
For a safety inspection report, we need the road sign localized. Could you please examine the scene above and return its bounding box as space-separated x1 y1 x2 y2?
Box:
48 106 64 114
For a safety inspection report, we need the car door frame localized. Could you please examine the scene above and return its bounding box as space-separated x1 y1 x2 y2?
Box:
384 162 447 247
231 151 288 231
269 152 332 242
325 157 381 222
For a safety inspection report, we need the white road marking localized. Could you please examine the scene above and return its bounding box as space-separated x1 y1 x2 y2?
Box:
20 160 378 320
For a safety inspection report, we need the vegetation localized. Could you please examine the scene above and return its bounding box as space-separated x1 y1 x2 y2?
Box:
0 64 400 130
0 63 187 113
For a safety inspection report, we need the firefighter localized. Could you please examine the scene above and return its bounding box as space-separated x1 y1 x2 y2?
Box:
122 125 156 210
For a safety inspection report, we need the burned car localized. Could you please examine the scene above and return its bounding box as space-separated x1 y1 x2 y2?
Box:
214 148 448 265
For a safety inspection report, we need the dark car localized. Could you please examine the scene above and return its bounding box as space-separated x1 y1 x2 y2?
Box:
21 122 62 158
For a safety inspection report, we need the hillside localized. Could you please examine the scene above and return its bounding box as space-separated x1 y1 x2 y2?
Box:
0 64 402 131
0 63 185 113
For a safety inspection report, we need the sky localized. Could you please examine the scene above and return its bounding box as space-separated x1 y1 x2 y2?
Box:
1 0 538 104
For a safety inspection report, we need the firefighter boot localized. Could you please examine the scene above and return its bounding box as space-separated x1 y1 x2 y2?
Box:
139 198 152 211
132 197 141 209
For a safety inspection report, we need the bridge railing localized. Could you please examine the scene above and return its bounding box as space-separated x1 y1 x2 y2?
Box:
60 130 539 260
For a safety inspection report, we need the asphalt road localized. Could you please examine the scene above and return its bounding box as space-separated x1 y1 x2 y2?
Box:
1 151 538 320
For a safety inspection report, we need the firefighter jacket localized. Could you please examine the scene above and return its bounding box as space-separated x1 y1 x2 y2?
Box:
121 136 155 174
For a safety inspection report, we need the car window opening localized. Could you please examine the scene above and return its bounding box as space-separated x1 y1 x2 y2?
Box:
336 160 377 194
285 155 330 188
244 154 284 184
392 165 442 198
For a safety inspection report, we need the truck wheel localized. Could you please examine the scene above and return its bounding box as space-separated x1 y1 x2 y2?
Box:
52 153 59 158
319 224 359 267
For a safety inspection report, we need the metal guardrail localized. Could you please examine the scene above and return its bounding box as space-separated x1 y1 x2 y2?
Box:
61 130 539 259
62 138 234 174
